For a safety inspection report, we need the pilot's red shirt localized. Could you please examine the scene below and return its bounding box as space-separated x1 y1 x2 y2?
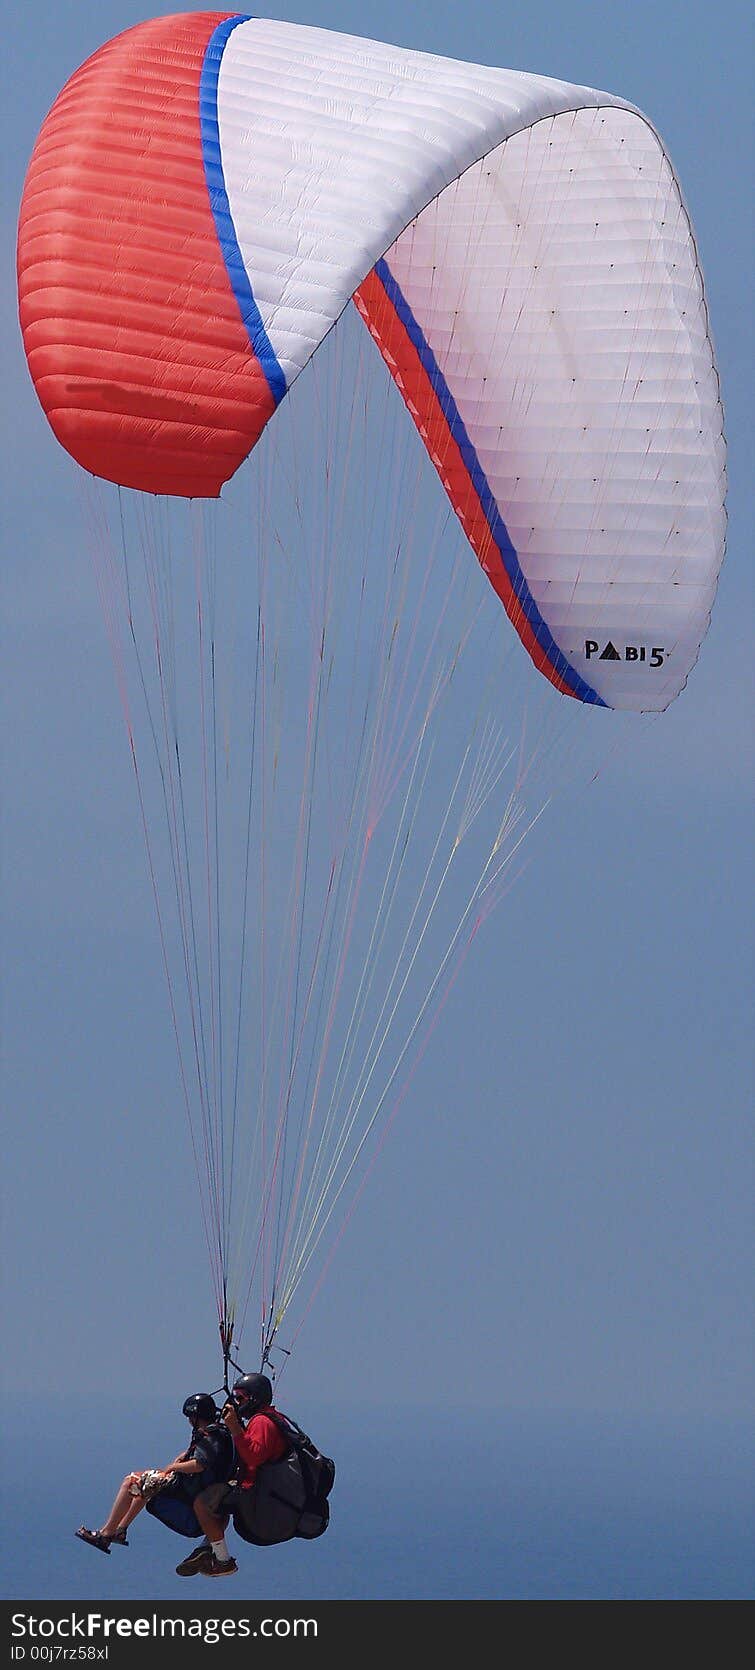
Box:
235 1406 288 1488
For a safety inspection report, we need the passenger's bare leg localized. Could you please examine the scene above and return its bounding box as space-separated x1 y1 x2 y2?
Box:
100 1474 143 1537
114 1494 147 1533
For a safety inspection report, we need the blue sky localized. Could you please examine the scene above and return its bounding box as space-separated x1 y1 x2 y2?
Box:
1 0 752 1454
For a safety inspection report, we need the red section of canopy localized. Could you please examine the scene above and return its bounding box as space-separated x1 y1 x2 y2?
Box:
17 10 275 498
354 267 578 701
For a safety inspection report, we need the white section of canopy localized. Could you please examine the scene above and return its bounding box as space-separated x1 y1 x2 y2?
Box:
215 17 725 710
216 16 634 387
382 108 725 709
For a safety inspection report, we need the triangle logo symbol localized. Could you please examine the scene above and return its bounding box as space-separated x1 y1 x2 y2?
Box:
599 640 621 661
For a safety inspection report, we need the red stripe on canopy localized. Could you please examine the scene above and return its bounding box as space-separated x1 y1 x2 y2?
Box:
354 266 580 701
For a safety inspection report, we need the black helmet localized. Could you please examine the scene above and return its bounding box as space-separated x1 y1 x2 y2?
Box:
232 1372 273 1413
182 1392 218 1424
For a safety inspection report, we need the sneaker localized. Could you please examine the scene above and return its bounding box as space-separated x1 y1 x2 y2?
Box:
202 1553 238 1578
176 1541 212 1577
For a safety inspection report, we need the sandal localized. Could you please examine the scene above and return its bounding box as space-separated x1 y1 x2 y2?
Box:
75 1526 111 1553
109 1528 129 1546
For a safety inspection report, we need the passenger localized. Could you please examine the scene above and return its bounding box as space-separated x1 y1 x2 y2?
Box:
75 1393 237 1575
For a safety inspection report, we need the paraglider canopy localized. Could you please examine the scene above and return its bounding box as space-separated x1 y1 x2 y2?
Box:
17 12 725 712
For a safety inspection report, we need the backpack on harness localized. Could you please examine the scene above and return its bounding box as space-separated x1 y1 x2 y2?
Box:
231 1412 335 1547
